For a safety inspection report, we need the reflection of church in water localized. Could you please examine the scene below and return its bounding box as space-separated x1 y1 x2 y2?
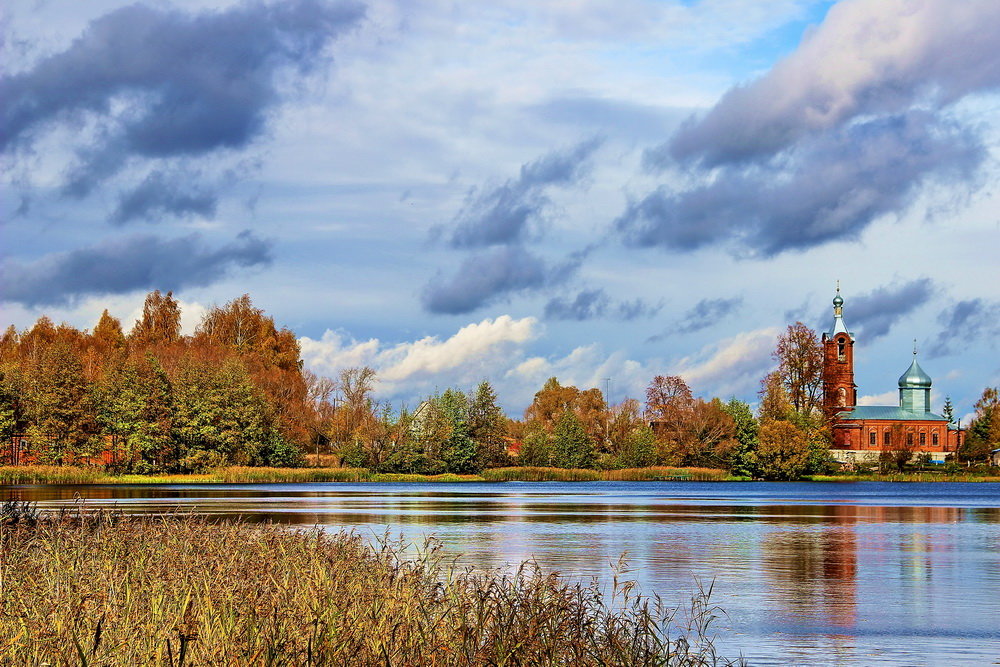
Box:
822 287 963 463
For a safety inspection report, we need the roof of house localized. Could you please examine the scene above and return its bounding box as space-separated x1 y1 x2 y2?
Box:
837 406 947 422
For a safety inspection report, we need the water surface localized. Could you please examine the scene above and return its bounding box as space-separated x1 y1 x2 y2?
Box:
6 481 999 666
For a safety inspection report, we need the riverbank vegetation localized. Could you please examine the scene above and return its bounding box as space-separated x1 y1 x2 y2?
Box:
0 505 741 666
2 293 997 481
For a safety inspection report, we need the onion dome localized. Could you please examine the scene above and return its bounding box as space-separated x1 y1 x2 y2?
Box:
898 354 932 388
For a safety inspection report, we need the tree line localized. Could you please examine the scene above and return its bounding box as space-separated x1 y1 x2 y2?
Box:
1 295 997 476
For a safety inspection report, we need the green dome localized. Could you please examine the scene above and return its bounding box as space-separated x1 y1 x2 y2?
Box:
833 292 844 307
898 356 932 388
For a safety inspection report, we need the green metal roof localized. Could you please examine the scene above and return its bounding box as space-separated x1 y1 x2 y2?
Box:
837 406 946 421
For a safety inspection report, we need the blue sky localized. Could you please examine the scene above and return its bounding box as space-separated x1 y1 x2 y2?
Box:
2 0 998 420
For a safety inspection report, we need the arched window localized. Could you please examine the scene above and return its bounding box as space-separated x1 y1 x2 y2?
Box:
837 387 847 406
837 337 846 361
932 432 939 447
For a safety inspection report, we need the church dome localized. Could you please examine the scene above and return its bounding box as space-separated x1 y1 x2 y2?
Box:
898 355 932 388
833 292 844 307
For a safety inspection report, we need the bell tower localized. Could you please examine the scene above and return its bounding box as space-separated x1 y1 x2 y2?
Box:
822 284 857 417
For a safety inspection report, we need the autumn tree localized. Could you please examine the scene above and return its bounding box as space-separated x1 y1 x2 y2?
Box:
963 387 1000 463
772 323 823 415
24 342 97 463
645 375 694 422
129 291 181 347
879 423 913 473
524 377 580 430
755 420 811 480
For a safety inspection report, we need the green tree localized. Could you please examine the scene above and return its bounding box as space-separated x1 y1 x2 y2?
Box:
468 381 509 469
517 424 551 467
963 387 999 463
614 425 657 469
438 389 478 473
95 354 173 472
722 398 759 478
551 410 596 469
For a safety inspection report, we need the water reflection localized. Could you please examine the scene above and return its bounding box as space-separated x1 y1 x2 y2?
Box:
4 481 1000 665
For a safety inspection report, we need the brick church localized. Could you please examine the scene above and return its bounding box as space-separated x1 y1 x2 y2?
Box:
822 287 963 463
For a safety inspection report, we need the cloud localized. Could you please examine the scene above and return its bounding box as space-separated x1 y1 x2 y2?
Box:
649 297 743 341
422 245 581 315
927 299 1000 358
299 315 541 392
839 278 934 340
446 138 602 248
1 0 364 214
672 327 780 397
111 170 218 224
544 288 660 321
665 0 1000 166
618 112 983 257
0 231 272 307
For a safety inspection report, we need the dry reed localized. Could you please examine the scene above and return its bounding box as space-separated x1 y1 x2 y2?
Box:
0 505 742 666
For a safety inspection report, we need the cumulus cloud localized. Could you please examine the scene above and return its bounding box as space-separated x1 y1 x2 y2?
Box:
1 0 364 216
299 315 541 393
544 288 660 321
927 299 1000 358
446 138 602 248
840 278 934 340
422 246 582 315
666 0 1000 166
619 112 982 257
672 327 780 397
0 231 272 307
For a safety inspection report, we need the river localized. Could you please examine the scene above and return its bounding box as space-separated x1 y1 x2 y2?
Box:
5 481 999 665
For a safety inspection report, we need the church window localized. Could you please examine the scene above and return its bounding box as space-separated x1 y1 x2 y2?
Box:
932 432 939 447
906 432 914 446
837 387 847 406
883 431 891 446
837 338 846 361
869 431 876 446
919 432 926 446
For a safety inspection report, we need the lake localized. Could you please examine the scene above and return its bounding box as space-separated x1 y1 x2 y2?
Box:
5 481 1000 665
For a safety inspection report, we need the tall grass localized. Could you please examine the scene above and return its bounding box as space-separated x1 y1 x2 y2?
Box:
806 472 1000 483
0 465 103 485
481 466 734 482
0 509 742 665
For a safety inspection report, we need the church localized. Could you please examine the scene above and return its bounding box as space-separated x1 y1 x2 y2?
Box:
821 288 963 464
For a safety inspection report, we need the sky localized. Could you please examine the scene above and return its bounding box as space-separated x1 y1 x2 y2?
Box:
2 0 999 420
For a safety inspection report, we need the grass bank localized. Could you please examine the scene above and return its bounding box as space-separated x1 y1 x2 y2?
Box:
0 503 740 666
0 465 734 485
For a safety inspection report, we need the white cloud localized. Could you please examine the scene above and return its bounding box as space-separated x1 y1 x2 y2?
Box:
673 327 780 397
299 315 541 397
858 390 897 406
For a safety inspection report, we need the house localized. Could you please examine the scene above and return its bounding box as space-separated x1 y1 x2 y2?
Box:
822 287 962 464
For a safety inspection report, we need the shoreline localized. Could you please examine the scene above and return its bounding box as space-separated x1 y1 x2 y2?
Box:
2 464 999 485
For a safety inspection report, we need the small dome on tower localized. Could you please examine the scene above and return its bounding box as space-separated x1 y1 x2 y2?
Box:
833 292 844 307
898 355 932 388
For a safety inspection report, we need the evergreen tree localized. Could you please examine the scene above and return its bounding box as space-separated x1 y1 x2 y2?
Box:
551 410 596 469
722 398 759 477
942 396 955 424
517 425 551 467
438 389 478 473
614 425 657 469
469 381 509 469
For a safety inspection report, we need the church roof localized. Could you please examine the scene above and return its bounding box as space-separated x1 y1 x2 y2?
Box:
837 406 946 421
827 285 853 339
898 355 932 388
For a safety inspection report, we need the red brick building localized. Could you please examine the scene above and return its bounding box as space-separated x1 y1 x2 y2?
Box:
823 288 962 464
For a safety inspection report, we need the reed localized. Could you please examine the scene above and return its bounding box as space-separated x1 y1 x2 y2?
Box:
806 472 1000 483
0 465 103 485
481 466 604 482
0 510 742 666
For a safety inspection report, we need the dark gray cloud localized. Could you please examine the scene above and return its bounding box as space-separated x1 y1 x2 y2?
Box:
617 112 983 257
663 1 1000 167
111 170 218 224
544 289 661 321
648 296 742 341
2 0 364 212
422 246 583 315
927 299 1000 358
0 231 272 306
447 138 602 248
839 279 935 341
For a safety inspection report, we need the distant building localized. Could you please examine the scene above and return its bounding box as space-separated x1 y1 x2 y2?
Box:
822 287 963 464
